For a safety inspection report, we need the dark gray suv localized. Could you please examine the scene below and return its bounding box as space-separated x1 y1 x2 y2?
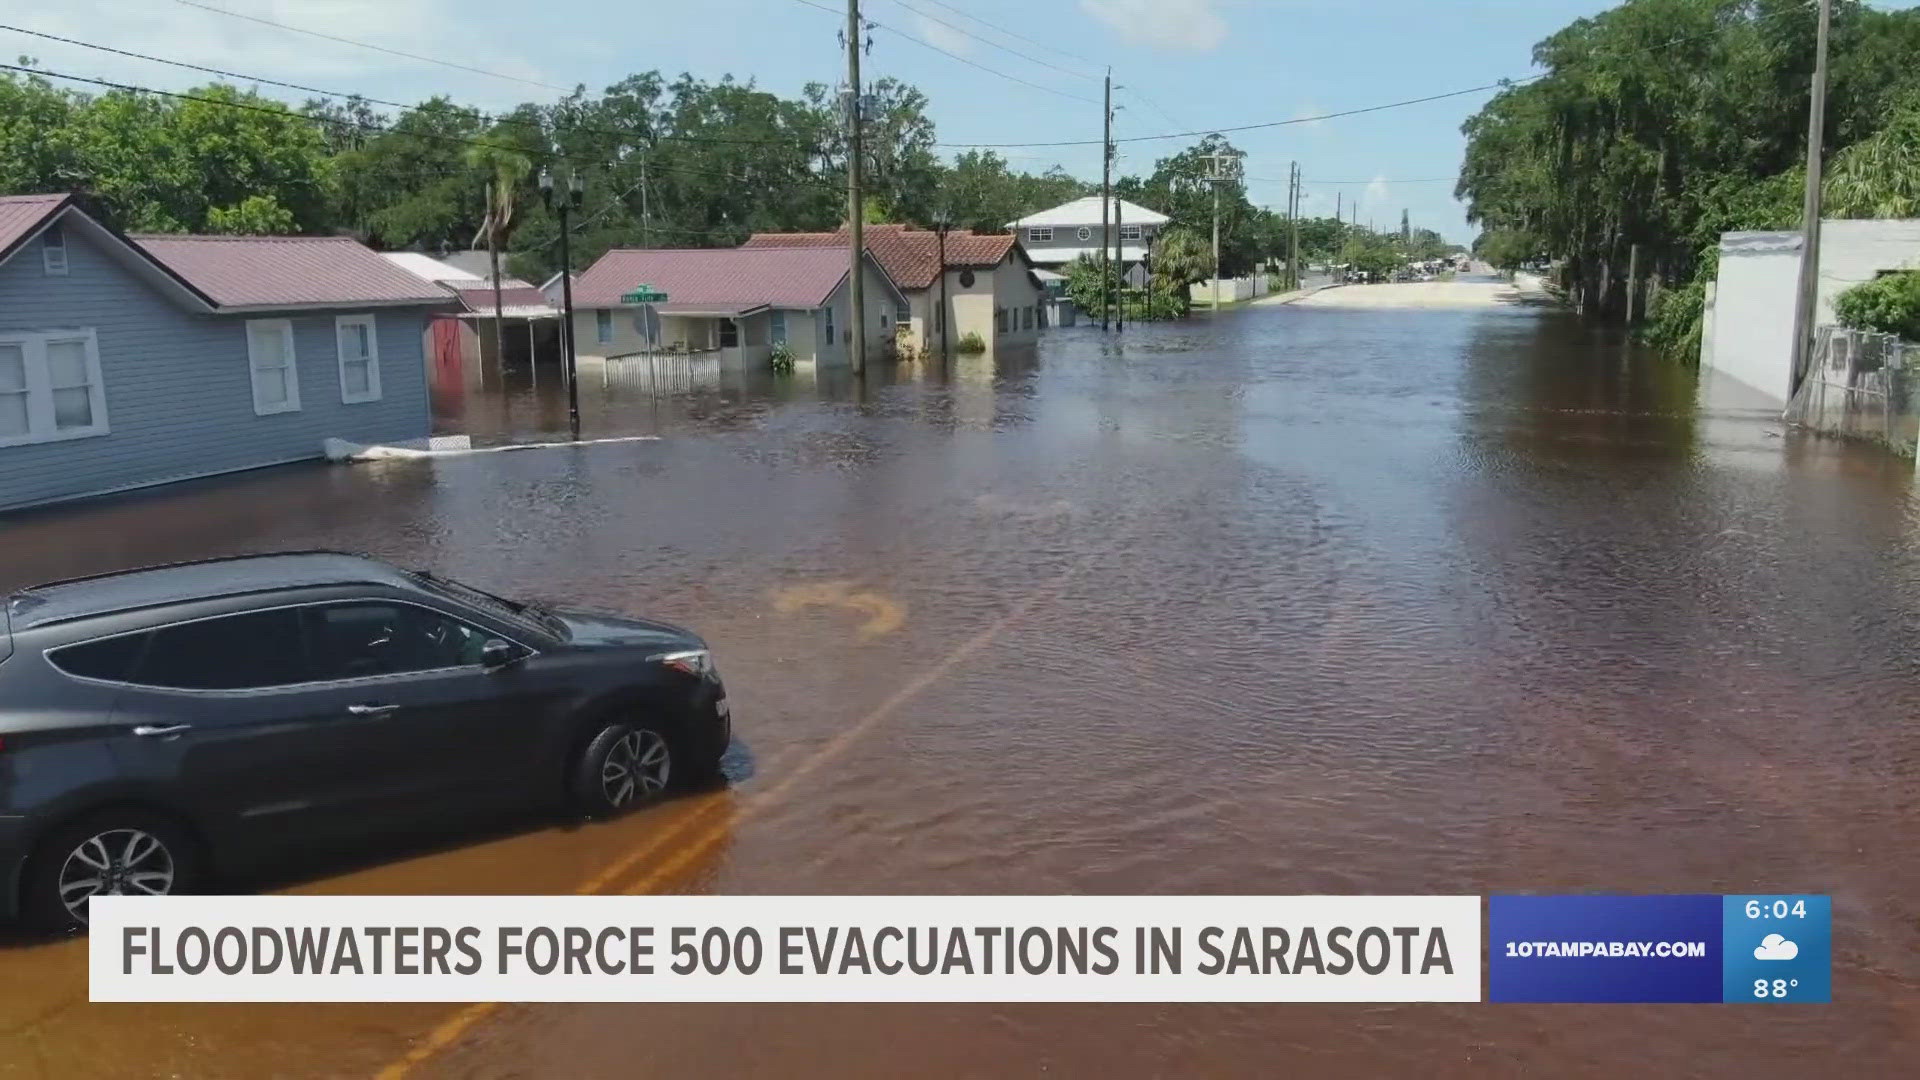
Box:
0 551 730 929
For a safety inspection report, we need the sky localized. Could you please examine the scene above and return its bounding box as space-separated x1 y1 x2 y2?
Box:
3 1 1894 243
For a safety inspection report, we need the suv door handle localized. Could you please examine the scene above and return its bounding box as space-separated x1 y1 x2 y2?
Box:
346 703 400 716
132 724 192 738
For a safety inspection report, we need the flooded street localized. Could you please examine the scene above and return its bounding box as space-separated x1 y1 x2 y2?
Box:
5 281 1920 1076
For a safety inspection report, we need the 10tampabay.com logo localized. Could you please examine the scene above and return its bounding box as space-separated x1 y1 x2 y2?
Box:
1489 894 1831 1003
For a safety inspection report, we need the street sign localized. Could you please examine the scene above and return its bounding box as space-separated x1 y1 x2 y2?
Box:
621 283 669 303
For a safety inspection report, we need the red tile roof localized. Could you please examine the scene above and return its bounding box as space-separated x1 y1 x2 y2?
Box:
0 193 71 262
572 247 876 310
132 234 452 309
742 225 1017 291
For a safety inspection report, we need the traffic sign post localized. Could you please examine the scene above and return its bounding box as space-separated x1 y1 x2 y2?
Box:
620 285 669 352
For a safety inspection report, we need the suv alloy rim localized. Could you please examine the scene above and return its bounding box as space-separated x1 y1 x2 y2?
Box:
602 730 670 807
59 828 176 921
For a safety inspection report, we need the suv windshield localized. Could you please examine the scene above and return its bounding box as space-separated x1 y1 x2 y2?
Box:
404 570 571 642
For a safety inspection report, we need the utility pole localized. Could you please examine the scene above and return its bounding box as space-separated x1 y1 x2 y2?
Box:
846 0 867 374
1288 161 1300 291
1101 69 1112 331
639 157 651 247
1204 143 1242 312
1115 192 1124 332
1791 0 1833 396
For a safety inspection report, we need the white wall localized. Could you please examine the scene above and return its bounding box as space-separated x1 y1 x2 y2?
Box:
1814 219 1920 323
1706 231 1799 402
1705 220 1920 403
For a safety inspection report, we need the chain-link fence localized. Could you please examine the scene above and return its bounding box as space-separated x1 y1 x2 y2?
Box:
1783 326 1920 456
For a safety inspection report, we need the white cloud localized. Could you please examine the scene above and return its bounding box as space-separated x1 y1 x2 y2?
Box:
12 1 561 110
1362 175 1391 212
1079 0 1226 52
912 12 973 57
1753 934 1799 961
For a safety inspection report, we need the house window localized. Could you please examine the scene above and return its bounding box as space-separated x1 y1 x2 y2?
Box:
824 306 835 345
335 314 382 404
595 309 613 345
1027 227 1053 243
42 225 67 275
771 310 787 344
0 329 109 446
1076 226 1092 241
1023 306 1033 330
719 319 739 348
246 319 301 415
896 301 911 325
1120 224 1142 241
995 307 1007 335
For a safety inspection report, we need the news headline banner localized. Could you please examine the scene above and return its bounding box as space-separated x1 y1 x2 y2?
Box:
91 895 1480 1003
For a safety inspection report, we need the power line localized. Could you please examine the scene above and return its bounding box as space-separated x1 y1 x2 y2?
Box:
787 0 1099 106
882 0 1100 83
912 0 1107 75
0 23 817 150
933 0 1820 149
1249 176 1461 185
938 79 1539 148
171 0 573 93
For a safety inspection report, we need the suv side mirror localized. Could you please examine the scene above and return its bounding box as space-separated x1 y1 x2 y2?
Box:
480 639 520 670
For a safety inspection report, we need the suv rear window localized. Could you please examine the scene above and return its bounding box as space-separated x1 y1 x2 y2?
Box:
134 609 309 690
48 632 149 682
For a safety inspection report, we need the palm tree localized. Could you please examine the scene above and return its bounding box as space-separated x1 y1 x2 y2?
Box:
466 142 533 374
1825 94 1920 220
1149 226 1210 315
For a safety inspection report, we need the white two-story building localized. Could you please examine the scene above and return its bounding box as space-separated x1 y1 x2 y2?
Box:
1008 196 1171 287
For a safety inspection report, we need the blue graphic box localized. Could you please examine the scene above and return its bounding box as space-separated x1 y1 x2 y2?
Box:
1489 895 1723 1002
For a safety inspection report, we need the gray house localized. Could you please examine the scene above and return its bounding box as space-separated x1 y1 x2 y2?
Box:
0 193 454 511
1007 196 1172 287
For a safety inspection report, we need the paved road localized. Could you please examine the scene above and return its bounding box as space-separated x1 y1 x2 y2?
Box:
2 299 1917 1077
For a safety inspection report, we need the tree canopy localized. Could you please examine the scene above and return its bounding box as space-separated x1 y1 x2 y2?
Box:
1456 0 1920 330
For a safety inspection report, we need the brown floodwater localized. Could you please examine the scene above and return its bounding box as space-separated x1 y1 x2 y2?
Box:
3 284 1919 1077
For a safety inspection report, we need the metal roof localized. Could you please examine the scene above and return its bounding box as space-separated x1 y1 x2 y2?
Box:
741 225 1020 291
0 193 69 264
1025 244 1150 265
6 551 416 630
572 247 907 311
133 235 454 310
382 251 482 282
1007 197 1170 229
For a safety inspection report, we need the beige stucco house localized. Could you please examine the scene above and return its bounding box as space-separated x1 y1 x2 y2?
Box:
568 247 908 368
742 225 1046 358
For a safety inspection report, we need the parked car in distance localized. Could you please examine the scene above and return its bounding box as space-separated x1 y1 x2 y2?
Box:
0 551 731 930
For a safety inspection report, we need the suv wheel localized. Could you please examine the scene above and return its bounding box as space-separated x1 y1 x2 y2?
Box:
573 721 673 816
24 811 197 931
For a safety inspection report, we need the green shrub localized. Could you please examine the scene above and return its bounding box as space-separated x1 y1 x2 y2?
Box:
955 331 987 354
1834 271 1920 341
1644 279 1707 363
768 340 796 373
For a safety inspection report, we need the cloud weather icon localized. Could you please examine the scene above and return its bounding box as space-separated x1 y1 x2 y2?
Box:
1754 934 1800 961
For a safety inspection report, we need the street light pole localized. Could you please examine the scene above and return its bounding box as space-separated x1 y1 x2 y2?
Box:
846 0 867 375
541 164 583 440
934 208 951 365
1791 0 1833 396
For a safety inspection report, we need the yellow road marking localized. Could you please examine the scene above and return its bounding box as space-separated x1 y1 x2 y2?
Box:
770 580 906 639
382 556 1090 1077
